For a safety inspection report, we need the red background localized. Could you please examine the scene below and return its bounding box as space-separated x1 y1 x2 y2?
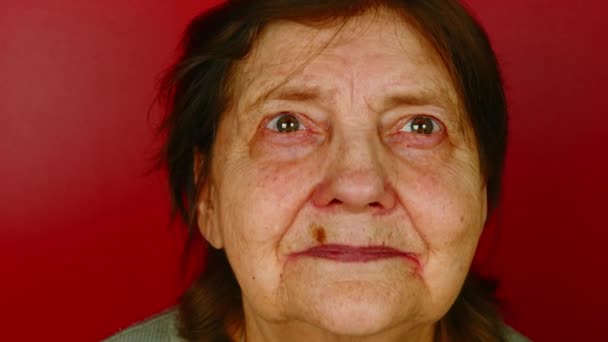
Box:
1 1 606 341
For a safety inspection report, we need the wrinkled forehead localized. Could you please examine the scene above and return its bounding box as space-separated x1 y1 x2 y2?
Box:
231 7 461 119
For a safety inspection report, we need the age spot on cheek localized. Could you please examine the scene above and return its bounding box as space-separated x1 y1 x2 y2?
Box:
312 224 327 244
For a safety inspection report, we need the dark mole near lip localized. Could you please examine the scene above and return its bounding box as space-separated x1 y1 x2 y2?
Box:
312 224 326 244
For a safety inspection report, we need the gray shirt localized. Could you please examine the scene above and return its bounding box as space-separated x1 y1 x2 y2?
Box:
104 310 531 342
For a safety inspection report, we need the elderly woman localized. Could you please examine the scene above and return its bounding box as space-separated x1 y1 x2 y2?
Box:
107 0 529 341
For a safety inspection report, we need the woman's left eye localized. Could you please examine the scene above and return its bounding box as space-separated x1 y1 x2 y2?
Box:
266 112 306 133
400 116 442 134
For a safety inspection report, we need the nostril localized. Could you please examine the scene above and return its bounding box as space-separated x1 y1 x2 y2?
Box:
329 199 342 206
326 199 384 208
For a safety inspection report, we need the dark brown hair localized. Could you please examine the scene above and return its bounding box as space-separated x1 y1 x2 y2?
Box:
155 0 508 341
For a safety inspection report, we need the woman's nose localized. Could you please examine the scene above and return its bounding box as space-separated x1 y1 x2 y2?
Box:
311 139 397 214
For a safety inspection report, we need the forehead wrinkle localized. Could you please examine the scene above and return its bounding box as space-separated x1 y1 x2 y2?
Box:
385 15 472 144
234 11 402 119
237 71 333 121
233 25 346 117
361 8 469 135
231 8 473 144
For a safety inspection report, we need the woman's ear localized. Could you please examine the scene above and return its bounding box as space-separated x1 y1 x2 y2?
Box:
194 151 224 249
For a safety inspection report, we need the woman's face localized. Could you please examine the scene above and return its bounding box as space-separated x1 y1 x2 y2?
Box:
198 8 487 338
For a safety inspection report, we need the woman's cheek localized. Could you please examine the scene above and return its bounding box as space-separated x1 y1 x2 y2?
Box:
389 138 483 237
424 165 485 253
228 138 324 239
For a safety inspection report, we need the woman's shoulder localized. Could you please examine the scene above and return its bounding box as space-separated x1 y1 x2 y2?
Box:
505 325 532 342
103 309 184 342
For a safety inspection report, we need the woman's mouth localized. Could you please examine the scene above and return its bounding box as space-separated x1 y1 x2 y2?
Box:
291 244 420 265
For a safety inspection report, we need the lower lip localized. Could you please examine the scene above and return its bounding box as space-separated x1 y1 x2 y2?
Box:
291 244 419 265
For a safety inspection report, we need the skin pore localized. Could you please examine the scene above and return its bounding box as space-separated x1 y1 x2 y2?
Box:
197 7 487 342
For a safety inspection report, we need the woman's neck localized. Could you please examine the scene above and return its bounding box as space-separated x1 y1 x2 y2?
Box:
237 313 436 342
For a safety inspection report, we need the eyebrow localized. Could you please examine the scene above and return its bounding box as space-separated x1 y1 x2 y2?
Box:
246 82 456 115
376 90 456 112
274 86 328 102
247 84 336 111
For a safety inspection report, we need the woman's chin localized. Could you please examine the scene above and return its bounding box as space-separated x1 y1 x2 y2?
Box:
269 258 432 337
281 277 426 337
307 286 406 336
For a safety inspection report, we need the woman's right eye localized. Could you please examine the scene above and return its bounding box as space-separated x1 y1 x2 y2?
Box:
266 112 305 133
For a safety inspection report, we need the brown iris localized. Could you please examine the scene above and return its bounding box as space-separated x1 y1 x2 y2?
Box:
410 116 435 134
276 114 300 133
